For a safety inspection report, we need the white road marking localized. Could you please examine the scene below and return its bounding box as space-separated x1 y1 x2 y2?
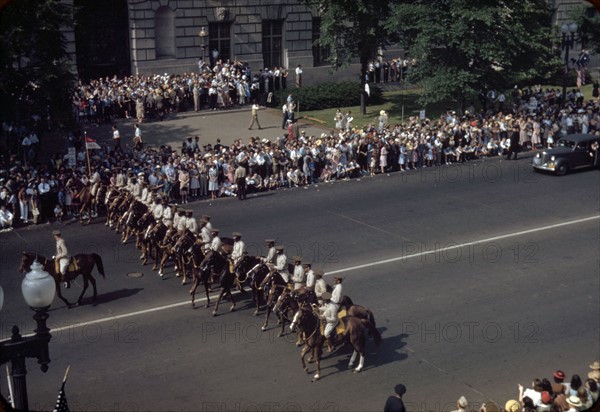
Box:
35 214 599 335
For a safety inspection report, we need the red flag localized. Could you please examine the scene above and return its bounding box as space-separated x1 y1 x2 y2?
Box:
85 136 101 150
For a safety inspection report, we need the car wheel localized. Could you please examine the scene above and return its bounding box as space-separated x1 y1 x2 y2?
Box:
556 163 568 176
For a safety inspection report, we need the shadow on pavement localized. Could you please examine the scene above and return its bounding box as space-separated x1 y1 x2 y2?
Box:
85 287 144 306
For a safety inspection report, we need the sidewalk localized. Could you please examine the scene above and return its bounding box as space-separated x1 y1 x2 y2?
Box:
39 106 329 162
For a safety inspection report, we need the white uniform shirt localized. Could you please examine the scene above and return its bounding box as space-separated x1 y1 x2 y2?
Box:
200 226 211 243
176 215 187 232
292 264 305 289
186 217 198 234
331 283 342 305
153 204 164 220
305 269 315 288
314 279 327 298
275 253 287 271
265 246 276 263
210 236 222 252
231 240 245 262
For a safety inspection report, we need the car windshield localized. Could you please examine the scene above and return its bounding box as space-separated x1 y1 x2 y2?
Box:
556 139 576 148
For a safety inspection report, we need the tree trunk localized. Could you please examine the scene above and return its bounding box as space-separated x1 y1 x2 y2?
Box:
360 58 368 115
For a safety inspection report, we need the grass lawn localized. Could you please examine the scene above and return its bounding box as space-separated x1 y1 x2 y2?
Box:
299 83 596 130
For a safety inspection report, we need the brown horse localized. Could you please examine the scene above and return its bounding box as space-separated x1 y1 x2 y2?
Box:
19 251 106 308
73 185 94 225
290 306 382 381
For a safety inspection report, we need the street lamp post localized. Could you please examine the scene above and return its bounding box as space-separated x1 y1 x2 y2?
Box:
198 27 208 70
0 261 56 411
561 21 578 106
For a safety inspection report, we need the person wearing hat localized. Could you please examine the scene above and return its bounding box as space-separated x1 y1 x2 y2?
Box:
230 232 245 265
504 400 520 412
185 210 198 234
450 396 467 412
175 209 187 233
383 383 406 412
318 291 339 352
209 228 221 252
565 395 583 410
273 245 289 283
199 218 211 244
53 230 70 288
112 124 121 153
262 239 276 264
329 276 343 312
378 110 389 134
304 262 315 289
552 370 568 395
291 256 305 290
234 162 247 201
162 200 174 227
314 269 327 304
152 198 164 221
201 215 213 231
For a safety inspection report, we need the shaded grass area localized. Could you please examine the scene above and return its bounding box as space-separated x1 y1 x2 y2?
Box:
299 83 596 131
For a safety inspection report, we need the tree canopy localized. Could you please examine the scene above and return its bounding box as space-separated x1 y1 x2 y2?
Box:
303 0 398 114
386 0 559 112
0 0 75 128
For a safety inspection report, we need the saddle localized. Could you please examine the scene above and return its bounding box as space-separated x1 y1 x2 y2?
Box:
55 257 79 273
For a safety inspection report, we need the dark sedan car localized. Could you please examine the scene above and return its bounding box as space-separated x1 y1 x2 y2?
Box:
532 133 600 175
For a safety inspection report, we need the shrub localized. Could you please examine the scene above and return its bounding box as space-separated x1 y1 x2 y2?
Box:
274 81 383 110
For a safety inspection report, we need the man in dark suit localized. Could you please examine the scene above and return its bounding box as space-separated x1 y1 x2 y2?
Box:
506 126 520 160
384 384 406 412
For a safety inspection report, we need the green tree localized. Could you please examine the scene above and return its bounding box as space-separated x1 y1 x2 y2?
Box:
0 0 75 129
303 0 398 114
573 4 600 54
387 0 559 113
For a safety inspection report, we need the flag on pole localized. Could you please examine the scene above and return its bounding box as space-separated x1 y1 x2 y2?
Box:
85 136 101 150
53 366 70 412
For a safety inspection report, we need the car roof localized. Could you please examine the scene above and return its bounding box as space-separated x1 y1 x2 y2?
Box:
558 134 600 143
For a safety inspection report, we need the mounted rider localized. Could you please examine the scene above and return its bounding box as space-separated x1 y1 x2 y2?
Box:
319 291 338 352
314 269 327 305
304 263 315 289
200 217 211 244
230 232 246 266
210 228 222 252
330 276 343 312
291 256 305 290
262 239 276 264
53 230 70 288
185 210 198 234
273 245 289 283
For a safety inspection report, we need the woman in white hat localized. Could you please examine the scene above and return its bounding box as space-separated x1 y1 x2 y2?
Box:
378 109 388 133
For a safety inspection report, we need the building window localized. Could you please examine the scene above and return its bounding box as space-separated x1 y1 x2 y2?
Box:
208 23 232 63
155 6 175 59
312 18 330 66
262 20 283 69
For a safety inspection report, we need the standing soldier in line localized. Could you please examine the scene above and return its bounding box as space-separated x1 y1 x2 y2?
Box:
53 230 71 288
291 256 305 290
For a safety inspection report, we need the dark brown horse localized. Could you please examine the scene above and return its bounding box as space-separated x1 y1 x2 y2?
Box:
234 255 271 316
197 249 238 316
290 306 382 381
19 251 106 308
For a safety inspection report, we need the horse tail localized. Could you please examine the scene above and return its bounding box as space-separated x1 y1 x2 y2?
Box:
92 253 106 278
361 318 382 346
341 295 354 308
366 308 376 331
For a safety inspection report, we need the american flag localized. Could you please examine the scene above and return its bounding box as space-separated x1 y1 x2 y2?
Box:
53 381 69 412
53 366 70 412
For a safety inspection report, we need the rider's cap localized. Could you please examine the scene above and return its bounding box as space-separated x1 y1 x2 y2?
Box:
233 232 241 238
275 245 284 251
211 228 219 233
186 210 193 216
315 269 324 277
334 276 343 282
202 215 211 220
321 292 332 301
52 230 61 236
293 256 302 263
303 262 311 267
265 239 275 244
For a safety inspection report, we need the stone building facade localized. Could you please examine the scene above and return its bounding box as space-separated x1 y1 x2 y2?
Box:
62 0 598 81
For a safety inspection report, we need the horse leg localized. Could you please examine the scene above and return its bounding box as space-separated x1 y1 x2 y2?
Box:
212 289 226 316
354 352 365 373
261 306 271 331
75 276 89 306
348 350 358 369
252 289 260 316
88 273 98 301
278 313 286 338
55 280 73 308
158 253 167 277
228 289 235 312
312 345 323 381
300 344 310 374
204 282 211 308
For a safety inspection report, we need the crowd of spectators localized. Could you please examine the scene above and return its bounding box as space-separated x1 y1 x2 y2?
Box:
1 78 599 230
438 361 600 412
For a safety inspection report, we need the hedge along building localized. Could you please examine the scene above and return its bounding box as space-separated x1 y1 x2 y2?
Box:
64 0 402 83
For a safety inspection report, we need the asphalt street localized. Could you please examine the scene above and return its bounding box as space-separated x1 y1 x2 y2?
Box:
0 109 599 411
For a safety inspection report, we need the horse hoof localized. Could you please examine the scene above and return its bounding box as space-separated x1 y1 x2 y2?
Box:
277 332 283 338
159 272 164 277
230 306 235 312
312 374 320 381
253 310 259 316
205 304 209 308
261 326 267 331
212 311 217 317
303 368 309 374
353 368 362 374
